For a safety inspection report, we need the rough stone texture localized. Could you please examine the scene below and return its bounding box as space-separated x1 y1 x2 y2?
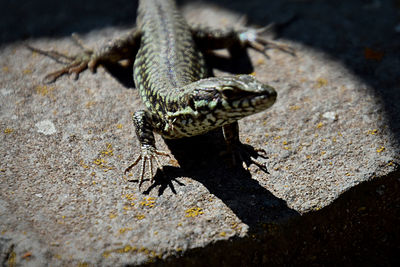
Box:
1 0 399 266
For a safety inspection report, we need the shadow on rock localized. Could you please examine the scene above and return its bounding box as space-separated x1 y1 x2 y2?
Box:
143 130 299 232
144 169 400 267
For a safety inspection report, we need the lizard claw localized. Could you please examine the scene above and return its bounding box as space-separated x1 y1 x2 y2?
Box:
26 35 98 83
238 25 295 56
124 148 170 188
43 57 92 83
226 143 269 173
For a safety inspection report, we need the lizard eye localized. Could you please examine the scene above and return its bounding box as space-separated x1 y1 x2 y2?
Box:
221 87 235 99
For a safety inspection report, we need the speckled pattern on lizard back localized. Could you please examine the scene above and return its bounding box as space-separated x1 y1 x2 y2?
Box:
134 0 208 115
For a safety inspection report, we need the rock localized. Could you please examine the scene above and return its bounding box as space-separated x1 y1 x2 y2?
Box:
1 0 399 266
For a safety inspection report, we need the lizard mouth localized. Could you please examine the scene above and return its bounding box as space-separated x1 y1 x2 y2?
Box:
230 89 277 114
253 90 277 109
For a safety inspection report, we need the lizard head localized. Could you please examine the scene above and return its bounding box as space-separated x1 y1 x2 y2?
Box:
187 74 277 122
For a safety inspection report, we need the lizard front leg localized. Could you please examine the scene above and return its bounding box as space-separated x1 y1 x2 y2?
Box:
124 110 170 188
191 24 294 56
223 122 268 172
27 28 141 83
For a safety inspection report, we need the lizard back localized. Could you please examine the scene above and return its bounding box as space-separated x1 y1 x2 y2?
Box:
134 0 208 115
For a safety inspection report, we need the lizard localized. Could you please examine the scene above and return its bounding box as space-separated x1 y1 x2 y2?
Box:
28 0 282 188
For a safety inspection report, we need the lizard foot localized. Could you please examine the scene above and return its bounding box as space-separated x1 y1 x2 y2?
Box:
124 148 170 188
238 22 295 56
26 33 99 83
226 143 269 173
